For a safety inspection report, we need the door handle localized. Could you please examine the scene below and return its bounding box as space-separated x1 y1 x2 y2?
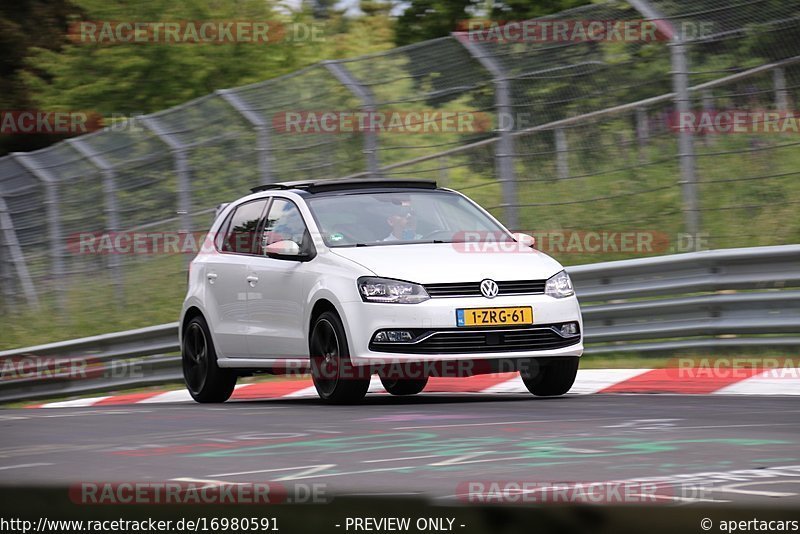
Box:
207 273 218 284
246 275 259 287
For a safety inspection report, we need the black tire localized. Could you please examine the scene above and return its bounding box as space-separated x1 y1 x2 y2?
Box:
380 376 428 396
182 315 237 403
520 357 579 397
310 311 370 404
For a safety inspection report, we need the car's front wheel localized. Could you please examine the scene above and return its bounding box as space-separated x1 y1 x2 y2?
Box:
380 376 428 396
520 356 579 397
310 311 370 404
182 315 237 403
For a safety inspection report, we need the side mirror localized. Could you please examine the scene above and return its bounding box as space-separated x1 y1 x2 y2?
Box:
512 232 536 248
264 239 302 259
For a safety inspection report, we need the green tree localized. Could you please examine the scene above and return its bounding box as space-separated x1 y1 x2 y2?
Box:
22 0 327 117
20 0 394 122
0 0 81 154
394 0 591 45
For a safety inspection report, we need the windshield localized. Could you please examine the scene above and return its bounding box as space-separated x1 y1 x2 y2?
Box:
306 190 511 247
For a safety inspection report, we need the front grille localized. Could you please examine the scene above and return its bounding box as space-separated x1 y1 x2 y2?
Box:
370 325 580 354
424 279 546 298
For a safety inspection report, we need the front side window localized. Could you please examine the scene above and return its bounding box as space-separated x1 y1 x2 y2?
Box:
219 199 268 254
261 198 313 255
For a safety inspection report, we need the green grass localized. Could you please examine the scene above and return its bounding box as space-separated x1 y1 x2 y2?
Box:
2 254 186 349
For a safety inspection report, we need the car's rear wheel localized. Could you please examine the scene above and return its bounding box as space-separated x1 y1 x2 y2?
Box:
380 376 428 396
182 316 237 403
520 356 579 397
310 311 370 404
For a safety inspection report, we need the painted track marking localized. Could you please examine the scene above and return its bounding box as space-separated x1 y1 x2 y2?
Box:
0 463 53 471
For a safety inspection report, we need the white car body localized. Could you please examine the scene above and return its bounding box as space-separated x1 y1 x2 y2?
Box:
180 180 582 387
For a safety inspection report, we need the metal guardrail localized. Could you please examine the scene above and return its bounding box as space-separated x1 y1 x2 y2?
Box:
571 244 800 353
0 323 181 403
1 245 798 402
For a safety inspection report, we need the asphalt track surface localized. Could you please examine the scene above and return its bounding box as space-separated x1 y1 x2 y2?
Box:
1 394 799 506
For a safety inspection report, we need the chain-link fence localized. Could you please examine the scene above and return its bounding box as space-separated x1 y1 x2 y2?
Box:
1 0 798 345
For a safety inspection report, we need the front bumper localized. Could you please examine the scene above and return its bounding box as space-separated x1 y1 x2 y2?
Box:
340 293 583 364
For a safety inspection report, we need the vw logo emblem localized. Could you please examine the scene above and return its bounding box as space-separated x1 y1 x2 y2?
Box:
480 279 499 299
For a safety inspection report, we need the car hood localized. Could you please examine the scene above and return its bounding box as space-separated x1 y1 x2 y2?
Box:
330 242 564 284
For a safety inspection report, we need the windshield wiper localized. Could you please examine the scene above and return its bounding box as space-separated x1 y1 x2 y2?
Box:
344 240 452 247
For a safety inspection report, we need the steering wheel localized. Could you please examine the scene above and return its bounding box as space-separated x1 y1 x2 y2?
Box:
419 229 453 241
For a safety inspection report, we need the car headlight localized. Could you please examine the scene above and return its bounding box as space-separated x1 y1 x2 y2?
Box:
545 270 575 298
357 277 430 304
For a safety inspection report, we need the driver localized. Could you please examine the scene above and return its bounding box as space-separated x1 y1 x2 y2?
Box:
383 204 422 241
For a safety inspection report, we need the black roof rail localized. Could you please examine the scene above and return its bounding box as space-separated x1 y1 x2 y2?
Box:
250 178 437 194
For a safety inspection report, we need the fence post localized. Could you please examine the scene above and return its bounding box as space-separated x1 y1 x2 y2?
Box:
671 42 700 236
774 67 788 112
555 128 569 180
628 0 699 236
0 195 38 309
140 116 193 268
0 222 9 313
636 107 649 162
217 89 274 184
323 61 380 178
456 36 518 229
438 155 449 187
11 153 65 310
68 138 124 306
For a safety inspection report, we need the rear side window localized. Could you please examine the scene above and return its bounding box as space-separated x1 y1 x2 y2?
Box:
219 199 268 254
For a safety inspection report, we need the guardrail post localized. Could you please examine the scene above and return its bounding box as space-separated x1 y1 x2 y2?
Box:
216 89 274 184
456 36 518 229
0 195 38 309
11 153 65 310
67 138 124 307
140 116 193 266
774 67 788 112
323 61 380 178
628 0 699 237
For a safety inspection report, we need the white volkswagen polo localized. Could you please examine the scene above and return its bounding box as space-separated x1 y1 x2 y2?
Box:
180 179 583 403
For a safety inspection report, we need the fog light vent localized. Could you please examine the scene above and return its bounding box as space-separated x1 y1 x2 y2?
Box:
373 330 414 343
560 323 579 337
